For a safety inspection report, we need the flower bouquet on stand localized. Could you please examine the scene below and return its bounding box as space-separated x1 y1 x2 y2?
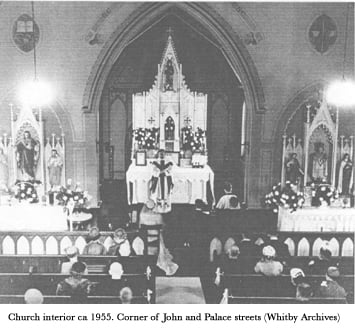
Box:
311 183 339 207
56 179 91 214
12 180 41 204
264 181 305 213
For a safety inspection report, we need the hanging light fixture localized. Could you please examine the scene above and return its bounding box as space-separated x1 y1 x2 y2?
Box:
18 1 53 108
326 3 355 107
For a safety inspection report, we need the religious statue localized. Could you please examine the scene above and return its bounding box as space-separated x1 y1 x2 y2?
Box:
309 143 328 183
0 148 8 191
47 149 63 188
337 153 353 195
164 59 174 91
150 149 174 212
285 153 304 184
16 130 39 181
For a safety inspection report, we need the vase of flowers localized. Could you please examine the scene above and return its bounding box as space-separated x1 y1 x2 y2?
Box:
56 179 91 215
13 180 40 204
264 181 305 213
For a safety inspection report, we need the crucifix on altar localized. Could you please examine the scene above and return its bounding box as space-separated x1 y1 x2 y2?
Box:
126 28 215 213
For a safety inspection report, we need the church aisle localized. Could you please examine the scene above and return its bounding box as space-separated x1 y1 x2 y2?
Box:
155 277 206 304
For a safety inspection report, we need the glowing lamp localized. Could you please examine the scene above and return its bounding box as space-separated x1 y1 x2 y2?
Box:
19 79 53 108
326 80 355 107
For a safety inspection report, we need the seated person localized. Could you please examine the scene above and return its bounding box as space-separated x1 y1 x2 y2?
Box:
56 261 93 303
296 283 313 303
216 182 240 210
254 246 284 276
239 233 259 257
108 262 124 280
139 199 163 227
119 287 133 304
82 227 106 255
315 266 347 299
308 243 335 275
24 288 44 304
108 228 131 256
261 232 290 259
61 246 88 274
220 244 246 274
290 268 313 301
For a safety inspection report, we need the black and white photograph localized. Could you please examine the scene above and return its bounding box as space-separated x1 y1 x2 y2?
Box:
0 0 354 308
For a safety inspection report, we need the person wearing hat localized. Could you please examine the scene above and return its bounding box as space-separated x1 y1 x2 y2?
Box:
56 261 93 303
307 242 335 275
254 245 284 276
260 232 290 259
108 262 124 280
61 246 88 274
119 287 133 304
82 227 106 255
108 228 131 256
290 268 313 301
24 288 44 304
139 199 163 226
238 233 259 258
315 266 347 299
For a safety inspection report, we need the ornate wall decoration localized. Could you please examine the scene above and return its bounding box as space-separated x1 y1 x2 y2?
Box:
12 14 40 53
308 14 337 54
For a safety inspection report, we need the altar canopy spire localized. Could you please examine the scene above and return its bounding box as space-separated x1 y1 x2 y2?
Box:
132 31 208 155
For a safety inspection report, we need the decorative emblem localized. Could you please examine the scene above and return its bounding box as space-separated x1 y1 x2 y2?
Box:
12 14 40 53
309 14 337 54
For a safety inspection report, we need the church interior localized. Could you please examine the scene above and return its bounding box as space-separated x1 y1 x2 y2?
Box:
0 1 354 304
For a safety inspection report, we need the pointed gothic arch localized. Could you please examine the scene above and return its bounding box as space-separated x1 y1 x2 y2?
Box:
82 2 266 206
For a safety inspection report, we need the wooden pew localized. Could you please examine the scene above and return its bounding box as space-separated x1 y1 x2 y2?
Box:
0 294 149 304
226 296 347 304
221 274 354 298
0 274 155 301
0 255 157 273
215 256 354 275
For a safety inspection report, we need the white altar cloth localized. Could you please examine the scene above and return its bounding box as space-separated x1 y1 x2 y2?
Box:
278 206 355 232
0 204 67 232
126 163 215 205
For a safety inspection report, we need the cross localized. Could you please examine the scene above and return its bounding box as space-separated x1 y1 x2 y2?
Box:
184 117 191 126
166 27 173 37
148 117 155 125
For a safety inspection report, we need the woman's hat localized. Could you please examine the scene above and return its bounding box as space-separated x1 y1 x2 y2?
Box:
113 228 127 242
145 199 155 210
70 261 87 276
262 245 276 258
87 227 101 241
109 262 124 280
65 246 79 258
24 288 43 304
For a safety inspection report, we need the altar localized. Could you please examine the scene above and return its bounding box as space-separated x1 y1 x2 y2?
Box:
126 163 215 205
0 204 67 232
127 31 214 211
278 206 355 232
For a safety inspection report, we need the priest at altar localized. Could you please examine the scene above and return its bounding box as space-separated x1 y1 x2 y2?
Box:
126 32 215 212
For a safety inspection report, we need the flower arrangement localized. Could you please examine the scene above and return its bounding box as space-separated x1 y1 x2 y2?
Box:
13 180 40 203
311 183 339 206
133 127 159 149
264 181 305 213
181 126 206 151
56 179 91 212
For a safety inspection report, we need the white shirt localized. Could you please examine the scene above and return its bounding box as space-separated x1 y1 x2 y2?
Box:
216 194 240 209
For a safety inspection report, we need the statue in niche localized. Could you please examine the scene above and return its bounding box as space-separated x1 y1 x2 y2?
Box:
337 153 353 195
309 143 328 183
0 148 9 191
163 59 174 91
286 153 304 184
47 149 63 188
16 130 40 181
